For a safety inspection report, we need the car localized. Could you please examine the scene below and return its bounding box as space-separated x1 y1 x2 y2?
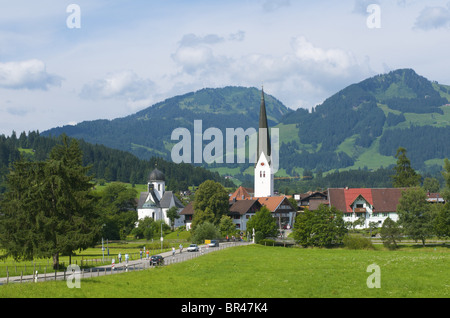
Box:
187 244 199 252
208 240 219 247
149 255 164 266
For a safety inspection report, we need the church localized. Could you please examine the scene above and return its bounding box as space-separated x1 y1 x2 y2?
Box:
136 166 185 227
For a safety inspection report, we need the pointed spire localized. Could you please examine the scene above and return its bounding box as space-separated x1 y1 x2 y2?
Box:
258 87 271 158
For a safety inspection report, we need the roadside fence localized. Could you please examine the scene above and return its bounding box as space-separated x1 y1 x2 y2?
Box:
0 241 249 285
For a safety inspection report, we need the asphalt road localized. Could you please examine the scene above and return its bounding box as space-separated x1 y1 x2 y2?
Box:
0 241 251 285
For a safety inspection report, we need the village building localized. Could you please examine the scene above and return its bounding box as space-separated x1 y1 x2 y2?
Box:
327 188 404 228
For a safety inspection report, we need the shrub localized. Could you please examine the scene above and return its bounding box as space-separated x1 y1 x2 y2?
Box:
254 231 264 244
258 239 275 246
343 235 374 250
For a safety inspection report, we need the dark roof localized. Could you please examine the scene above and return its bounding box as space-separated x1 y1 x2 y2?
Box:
138 190 184 210
149 168 165 182
159 191 184 209
137 191 160 209
180 202 194 215
229 199 262 215
258 88 271 159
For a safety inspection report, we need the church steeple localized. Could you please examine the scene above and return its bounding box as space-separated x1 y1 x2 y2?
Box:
258 87 271 159
254 86 274 198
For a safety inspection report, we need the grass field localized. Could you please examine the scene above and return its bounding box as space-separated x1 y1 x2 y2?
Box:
1 244 448 298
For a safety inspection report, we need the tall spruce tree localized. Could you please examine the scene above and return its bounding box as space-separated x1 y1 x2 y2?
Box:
0 137 100 268
391 147 421 188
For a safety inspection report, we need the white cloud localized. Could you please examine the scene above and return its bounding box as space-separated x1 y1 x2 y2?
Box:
0 59 62 90
291 36 359 76
414 3 450 30
80 70 155 101
172 46 216 74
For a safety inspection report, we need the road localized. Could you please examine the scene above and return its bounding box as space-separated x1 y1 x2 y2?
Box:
0 241 251 285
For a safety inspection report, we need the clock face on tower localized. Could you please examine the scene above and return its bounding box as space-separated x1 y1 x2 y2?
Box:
261 162 264 166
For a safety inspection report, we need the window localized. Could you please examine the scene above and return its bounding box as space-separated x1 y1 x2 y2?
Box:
263 171 266 178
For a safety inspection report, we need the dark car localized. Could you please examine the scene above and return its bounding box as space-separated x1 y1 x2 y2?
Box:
150 255 164 266
208 240 219 247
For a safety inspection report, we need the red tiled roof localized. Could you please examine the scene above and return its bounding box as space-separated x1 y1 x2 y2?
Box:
343 188 373 213
328 188 404 213
229 186 253 201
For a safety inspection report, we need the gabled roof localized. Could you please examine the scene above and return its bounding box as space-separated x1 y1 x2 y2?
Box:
138 190 184 210
229 199 262 215
229 186 253 201
328 188 404 213
255 196 295 212
159 191 184 209
180 202 194 215
137 191 160 209
345 188 373 210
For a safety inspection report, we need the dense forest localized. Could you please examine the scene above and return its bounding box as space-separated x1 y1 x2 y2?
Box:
0 131 234 193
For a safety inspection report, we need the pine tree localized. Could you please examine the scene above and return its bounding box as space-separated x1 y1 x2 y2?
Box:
391 147 421 187
0 137 100 268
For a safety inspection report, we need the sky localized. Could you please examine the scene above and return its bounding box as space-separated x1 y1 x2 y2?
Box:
1 0 450 136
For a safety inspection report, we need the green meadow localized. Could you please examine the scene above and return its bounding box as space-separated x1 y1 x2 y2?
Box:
1 244 448 298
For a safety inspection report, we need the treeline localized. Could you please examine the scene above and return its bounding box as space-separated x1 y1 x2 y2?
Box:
0 131 234 193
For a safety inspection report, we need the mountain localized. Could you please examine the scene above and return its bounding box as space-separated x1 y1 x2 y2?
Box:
43 86 291 160
43 69 450 179
278 68 450 174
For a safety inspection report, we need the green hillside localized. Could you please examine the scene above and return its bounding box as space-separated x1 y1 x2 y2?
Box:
43 86 291 161
279 69 450 174
42 69 450 179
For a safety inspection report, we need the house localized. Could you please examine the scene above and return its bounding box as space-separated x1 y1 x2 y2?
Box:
327 188 404 228
179 199 262 231
229 199 262 231
179 202 195 230
137 166 185 228
255 196 297 229
295 191 328 211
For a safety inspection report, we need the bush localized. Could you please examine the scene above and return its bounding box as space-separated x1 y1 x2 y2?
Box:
191 222 220 244
343 235 374 250
254 231 264 244
258 239 275 246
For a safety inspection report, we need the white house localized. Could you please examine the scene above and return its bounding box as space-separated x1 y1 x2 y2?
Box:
327 188 403 229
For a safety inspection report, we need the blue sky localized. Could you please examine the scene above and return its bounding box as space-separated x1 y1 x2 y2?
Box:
1 0 450 135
